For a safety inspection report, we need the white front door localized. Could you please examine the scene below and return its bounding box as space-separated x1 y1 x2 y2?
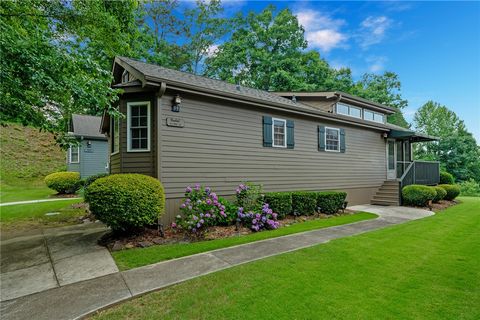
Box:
386 139 397 180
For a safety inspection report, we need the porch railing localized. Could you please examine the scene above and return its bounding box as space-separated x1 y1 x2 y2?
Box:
399 160 441 190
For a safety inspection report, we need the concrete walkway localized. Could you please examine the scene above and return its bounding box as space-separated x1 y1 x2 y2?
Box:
0 223 118 301
0 198 82 207
0 205 433 320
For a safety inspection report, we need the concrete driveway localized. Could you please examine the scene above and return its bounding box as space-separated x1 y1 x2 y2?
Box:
0 222 118 301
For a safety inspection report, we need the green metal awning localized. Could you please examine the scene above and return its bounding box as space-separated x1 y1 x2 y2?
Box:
389 129 438 142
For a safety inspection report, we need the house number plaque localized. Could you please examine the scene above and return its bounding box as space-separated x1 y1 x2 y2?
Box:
166 117 185 128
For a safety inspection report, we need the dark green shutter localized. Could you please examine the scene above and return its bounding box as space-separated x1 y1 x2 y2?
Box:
263 116 273 147
318 126 325 151
340 128 346 153
286 120 294 149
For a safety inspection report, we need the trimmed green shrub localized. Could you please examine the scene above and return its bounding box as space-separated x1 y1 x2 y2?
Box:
459 179 480 197
84 174 165 233
44 171 82 194
439 171 454 185
263 192 292 218
439 184 461 200
317 191 347 214
83 173 109 189
292 191 317 215
402 185 436 207
433 186 447 203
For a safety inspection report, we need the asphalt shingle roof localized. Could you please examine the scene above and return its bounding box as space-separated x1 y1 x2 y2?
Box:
117 56 314 111
71 114 106 139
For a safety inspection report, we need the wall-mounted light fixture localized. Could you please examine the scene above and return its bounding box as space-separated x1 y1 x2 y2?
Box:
382 132 388 139
172 94 182 112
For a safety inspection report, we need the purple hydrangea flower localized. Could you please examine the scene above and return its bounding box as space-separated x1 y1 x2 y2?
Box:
205 213 211 218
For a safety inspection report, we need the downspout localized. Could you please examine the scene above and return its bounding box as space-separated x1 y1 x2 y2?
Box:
156 82 167 180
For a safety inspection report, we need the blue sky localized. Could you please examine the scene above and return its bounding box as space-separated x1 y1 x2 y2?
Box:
182 0 480 141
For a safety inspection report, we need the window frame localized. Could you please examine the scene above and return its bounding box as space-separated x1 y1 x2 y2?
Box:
69 146 80 163
325 127 341 152
111 116 120 155
363 109 385 124
336 103 362 119
127 101 151 152
272 117 287 148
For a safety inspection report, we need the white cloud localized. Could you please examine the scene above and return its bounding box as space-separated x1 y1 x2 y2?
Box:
306 30 348 52
358 16 392 48
366 56 388 73
295 9 348 53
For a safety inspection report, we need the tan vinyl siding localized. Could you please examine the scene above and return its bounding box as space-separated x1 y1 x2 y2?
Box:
295 98 335 112
159 92 386 201
110 153 121 173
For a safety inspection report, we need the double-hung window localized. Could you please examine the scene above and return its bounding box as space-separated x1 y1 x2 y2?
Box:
272 118 286 147
325 127 340 152
127 101 150 152
69 146 80 163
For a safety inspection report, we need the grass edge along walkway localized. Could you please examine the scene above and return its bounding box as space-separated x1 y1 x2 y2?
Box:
113 212 376 270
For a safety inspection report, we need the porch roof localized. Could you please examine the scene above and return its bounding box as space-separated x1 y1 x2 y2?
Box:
386 124 438 142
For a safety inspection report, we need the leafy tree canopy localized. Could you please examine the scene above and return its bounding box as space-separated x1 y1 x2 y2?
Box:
413 101 480 182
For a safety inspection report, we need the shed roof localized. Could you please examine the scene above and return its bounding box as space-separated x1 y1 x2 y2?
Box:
70 114 107 140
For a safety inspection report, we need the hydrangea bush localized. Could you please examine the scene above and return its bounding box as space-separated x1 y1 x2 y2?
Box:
236 182 263 212
173 184 227 234
237 203 279 232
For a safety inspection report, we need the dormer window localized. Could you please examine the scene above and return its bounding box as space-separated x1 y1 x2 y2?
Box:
121 70 129 83
336 103 362 119
364 110 385 123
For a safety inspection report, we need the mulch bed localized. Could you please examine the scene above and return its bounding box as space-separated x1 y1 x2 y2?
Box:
406 199 458 212
100 210 358 252
49 193 80 199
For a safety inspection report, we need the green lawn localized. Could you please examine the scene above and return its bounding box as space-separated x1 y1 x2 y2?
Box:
0 181 56 203
93 197 480 320
0 199 85 231
113 212 376 270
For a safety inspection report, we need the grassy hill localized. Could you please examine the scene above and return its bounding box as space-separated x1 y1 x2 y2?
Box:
0 123 66 202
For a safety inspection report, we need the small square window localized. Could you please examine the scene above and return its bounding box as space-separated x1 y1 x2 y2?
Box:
272 118 286 147
325 127 340 152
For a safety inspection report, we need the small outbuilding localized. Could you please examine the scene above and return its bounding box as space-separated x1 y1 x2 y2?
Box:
67 114 109 178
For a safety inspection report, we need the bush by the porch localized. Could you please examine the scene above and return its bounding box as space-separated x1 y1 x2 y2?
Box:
402 185 436 207
439 184 460 200
83 173 109 189
317 191 347 214
263 192 292 218
433 186 447 202
439 171 455 184
44 171 82 194
84 174 165 233
292 191 317 215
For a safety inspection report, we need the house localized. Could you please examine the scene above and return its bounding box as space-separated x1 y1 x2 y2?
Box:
67 114 109 178
101 56 439 222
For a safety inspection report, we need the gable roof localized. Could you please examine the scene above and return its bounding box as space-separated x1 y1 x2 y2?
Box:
70 114 107 140
114 56 305 109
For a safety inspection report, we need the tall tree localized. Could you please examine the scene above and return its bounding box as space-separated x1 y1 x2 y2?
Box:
0 0 117 131
352 72 409 128
143 0 189 68
184 0 227 74
413 101 480 182
205 6 308 90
